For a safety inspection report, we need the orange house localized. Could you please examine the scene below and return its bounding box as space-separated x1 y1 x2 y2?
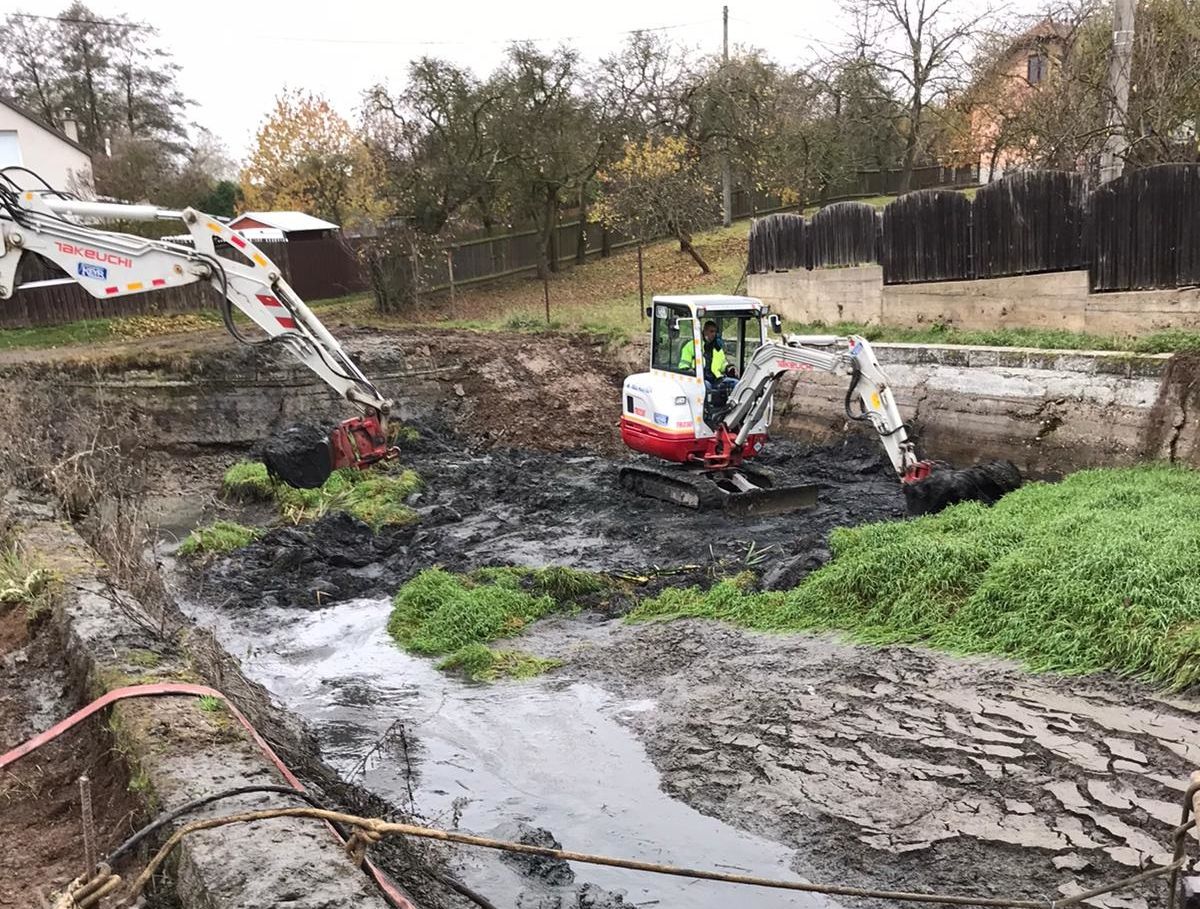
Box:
967 19 1071 182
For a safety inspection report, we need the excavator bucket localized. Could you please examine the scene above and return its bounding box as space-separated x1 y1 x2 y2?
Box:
263 415 395 489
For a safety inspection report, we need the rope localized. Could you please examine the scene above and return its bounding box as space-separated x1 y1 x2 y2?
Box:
117 804 1188 909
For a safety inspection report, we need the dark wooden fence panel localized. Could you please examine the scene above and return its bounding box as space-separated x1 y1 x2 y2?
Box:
283 236 367 300
1091 163 1200 291
882 190 973 284
748 214 807 273
973 171 1086 279
808 201 881 269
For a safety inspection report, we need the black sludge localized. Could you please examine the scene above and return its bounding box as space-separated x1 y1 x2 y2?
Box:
903 460 1022 516
262 422 334 489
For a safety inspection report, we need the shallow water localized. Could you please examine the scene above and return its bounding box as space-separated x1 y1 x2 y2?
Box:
185 596 827 908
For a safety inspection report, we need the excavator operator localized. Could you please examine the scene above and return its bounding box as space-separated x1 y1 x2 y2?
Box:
679 320 736 388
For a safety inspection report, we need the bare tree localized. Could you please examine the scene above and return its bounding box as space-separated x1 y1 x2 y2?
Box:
844 0 993 191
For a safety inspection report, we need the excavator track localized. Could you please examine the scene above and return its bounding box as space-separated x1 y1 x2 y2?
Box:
619 463 819 515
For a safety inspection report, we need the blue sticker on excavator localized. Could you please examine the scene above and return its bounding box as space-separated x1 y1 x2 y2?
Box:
77 262 107 280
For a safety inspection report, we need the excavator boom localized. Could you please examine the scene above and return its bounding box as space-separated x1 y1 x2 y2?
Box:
0 178 393 487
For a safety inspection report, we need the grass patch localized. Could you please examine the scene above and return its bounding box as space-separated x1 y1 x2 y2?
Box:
387 566 611 670
196 694 223 713
127 649 162 668
786 320 1200 354
0 318 117 350
221 459 423 529
178 521 262 558
0 544 60 622
222 460 275 501
631 465 1200 689
437 642 562 682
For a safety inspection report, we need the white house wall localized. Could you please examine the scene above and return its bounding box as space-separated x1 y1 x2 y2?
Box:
0 105 92 194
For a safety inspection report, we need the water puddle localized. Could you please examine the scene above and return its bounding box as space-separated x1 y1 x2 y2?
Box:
186 596 825 908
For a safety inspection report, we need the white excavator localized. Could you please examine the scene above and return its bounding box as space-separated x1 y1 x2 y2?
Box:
620 295 1020 515
0 170 390 488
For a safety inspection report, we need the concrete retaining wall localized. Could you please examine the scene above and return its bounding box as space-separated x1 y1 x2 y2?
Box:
773 343 1194 477
10 510 401 909
4 329 1197 479
750 267 1200 335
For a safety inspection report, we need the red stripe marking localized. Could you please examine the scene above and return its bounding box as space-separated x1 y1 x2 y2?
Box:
105 286 118 295
276 316 297 329
229 235 246 248
151 278 166 287
256 293 282 308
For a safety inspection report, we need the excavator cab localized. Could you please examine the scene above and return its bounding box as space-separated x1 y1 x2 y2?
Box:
620 296 819 515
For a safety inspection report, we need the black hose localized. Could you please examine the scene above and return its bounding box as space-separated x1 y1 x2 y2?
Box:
107 782 502 909
106 784 334 865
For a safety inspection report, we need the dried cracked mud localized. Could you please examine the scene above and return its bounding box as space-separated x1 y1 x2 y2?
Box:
519 617 1195 909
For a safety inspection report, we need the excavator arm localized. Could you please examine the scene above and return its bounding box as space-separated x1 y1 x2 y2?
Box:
722 335 924 482
0 186 393 487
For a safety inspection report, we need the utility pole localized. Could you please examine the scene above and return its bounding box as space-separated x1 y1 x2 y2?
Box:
1099 0 1136 183
720 5 733 227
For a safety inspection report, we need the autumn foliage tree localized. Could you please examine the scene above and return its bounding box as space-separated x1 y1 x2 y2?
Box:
240 90 380 225
594 136 719 274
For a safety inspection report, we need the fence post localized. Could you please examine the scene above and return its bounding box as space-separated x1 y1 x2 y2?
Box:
543 270 551 325
410 238 421 306
637 243 645 320
446 248 456 318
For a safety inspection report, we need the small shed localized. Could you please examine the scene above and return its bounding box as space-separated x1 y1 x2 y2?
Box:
229 211 339 242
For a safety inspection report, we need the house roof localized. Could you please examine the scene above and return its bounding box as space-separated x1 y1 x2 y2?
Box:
1004 17 1072 57
0 96 92 157
231 211 340 232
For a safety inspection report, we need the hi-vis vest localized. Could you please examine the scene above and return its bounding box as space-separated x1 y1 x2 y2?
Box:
679 338 726 379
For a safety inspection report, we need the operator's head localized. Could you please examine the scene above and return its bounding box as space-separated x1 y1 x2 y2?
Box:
703 320 718 341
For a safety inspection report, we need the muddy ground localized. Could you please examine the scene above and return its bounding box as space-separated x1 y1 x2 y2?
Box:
196 428 905 612
174 422 1198 909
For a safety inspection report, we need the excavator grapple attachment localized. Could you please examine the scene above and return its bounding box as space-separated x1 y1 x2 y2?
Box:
263 415 397 489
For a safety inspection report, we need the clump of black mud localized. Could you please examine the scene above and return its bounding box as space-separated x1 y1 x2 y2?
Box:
903 459 1023 516
198 423 907 610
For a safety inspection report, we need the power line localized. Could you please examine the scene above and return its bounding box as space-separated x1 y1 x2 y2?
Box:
5 11 152 30
238 19 710 48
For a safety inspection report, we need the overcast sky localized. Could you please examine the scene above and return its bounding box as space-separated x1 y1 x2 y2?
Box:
3 0 1041 165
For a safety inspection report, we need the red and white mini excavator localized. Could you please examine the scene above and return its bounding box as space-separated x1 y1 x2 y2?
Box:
0 172 389 488
619 295 1020 515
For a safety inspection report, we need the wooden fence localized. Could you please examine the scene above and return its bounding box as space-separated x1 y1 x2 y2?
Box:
974 170 1087 279
750 163 1200 292
1091 164 1200 291
809 202 881 269
883 190 974 283
748 214 806 273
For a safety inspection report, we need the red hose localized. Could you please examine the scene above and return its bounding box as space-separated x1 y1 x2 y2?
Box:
0 681 415 909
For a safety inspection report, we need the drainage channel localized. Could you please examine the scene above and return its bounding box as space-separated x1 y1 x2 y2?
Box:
182 595 828 909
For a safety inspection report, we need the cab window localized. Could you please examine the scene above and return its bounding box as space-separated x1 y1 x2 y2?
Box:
652 304 696 376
